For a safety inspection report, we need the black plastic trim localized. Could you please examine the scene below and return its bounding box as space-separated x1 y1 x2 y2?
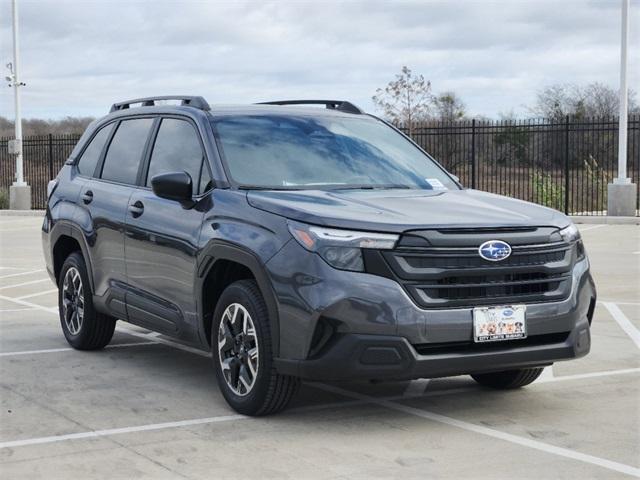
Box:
197 240 281 355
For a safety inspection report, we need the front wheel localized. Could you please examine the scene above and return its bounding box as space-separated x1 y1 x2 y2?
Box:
212 279 299 415
471 367 544 389
58 252 116 350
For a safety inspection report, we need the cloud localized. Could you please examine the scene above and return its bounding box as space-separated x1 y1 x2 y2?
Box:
0 0 638 120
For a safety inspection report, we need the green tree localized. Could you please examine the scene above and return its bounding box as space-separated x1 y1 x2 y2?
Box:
432 92 466 122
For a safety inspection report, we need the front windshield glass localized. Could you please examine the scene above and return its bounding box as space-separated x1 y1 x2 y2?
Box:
212 114 459 190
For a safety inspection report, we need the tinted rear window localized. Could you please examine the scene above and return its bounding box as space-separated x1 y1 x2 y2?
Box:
76 124 113 177
101 118 154 185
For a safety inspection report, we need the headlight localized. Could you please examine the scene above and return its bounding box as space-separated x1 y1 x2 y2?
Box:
287 220 399 272
559 223 581 243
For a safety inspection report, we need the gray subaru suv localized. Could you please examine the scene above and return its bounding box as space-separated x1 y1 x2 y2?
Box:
42 97 595 415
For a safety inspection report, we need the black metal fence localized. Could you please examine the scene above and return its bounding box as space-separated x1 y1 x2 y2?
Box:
0 134 79 209
402 115 640 215
1 116 639 214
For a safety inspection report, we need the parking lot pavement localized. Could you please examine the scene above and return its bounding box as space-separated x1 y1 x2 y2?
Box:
0 218 638 479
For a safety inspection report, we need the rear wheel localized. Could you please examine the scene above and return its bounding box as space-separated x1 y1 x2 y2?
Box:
212 279 299 415
471 367 544 389
58 252 116 350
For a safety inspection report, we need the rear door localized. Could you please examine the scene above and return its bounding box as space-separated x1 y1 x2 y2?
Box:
124 117 212 338
78 117 155 318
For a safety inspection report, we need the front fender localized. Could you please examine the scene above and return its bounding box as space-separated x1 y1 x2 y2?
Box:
196 240 282 355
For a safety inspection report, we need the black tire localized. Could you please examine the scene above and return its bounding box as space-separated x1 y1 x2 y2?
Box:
212 279 299 416
471 367 544 389
58 252 116 350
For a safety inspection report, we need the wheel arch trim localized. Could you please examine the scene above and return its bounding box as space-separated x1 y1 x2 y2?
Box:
50 220 95 293
197 240 280 356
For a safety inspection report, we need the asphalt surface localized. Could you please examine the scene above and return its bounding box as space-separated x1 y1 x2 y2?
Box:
0 217 638 479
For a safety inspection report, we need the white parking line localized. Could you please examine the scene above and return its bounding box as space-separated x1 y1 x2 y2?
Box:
600 300 640 306
15 289 58 301
578 224 607 232
539 367 640 383
537 366 554 381
0 413 248 449
403 379 430 396
118 326 209 357
0 269 45 280
0 278 50 291
601 302 640 349
0 357 637 454
313 384 640 478
0 308 37 313
0 387 476 450
0 341 159 357
0 294 57 313
0 227 42 232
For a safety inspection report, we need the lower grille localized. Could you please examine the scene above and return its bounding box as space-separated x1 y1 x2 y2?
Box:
424 272 566 301
413 332 571 356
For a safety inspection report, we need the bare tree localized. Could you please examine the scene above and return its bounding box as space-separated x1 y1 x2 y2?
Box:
0 116 95 137
372 66 432 135
432 92 466 122
529 82 639 120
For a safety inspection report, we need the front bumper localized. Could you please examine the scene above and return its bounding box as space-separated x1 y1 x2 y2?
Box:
268 240 596 380
274 323 591 381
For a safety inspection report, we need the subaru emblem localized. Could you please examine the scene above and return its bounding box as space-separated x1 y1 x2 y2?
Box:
478 240 512 262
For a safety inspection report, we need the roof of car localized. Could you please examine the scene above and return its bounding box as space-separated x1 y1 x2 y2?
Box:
101 104 369 126
104 97 367 121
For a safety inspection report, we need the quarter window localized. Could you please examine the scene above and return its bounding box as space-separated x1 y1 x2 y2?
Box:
147 119 210 195
76 124 113 177
101 118 154 185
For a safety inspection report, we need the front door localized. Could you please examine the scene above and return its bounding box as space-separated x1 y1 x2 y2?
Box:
124 117 212 339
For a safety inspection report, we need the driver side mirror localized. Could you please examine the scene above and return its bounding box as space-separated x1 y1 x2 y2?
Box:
151 171 193 203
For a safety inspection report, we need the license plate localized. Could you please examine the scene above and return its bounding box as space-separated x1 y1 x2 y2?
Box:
473 305 526 343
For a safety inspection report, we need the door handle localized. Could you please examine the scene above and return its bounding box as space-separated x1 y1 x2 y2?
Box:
81 190 93 204
129 200 144 218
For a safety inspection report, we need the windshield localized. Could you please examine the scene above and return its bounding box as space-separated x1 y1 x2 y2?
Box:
212 114 459 191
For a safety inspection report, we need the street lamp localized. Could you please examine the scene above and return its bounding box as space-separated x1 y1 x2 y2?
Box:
608 0 636 216
8 0 31 210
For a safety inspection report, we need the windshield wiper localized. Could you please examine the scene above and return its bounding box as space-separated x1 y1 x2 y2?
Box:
237 185 302 191
329 184 414 190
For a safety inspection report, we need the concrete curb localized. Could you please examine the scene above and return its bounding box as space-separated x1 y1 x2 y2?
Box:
570 215 640 225
0 210 45 217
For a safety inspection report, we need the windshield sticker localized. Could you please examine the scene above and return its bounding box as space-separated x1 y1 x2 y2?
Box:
426 178 447 190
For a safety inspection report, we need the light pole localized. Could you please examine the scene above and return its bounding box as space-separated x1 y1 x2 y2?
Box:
608 0 636 216
8 0 31 210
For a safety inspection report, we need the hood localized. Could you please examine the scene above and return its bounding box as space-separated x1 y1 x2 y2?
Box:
247 188 570 233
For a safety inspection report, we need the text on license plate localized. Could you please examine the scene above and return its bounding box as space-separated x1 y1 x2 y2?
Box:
473 305 526 343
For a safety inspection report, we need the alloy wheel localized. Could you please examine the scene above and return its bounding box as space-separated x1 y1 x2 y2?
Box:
62 267 84 335
217 303 259 396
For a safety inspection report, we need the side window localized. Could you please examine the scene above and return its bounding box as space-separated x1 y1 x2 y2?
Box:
101 118 154 185
147 118 210 194
199 163 213 194
76 124 113 177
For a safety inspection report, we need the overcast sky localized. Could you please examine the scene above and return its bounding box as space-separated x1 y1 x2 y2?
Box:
0 0 638 120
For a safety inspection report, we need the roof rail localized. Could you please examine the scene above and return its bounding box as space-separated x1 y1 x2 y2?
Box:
109 96 211 113
256 100 364 115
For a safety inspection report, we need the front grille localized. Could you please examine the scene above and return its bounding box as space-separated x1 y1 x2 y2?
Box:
402 248 565 269
381 230 575 308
